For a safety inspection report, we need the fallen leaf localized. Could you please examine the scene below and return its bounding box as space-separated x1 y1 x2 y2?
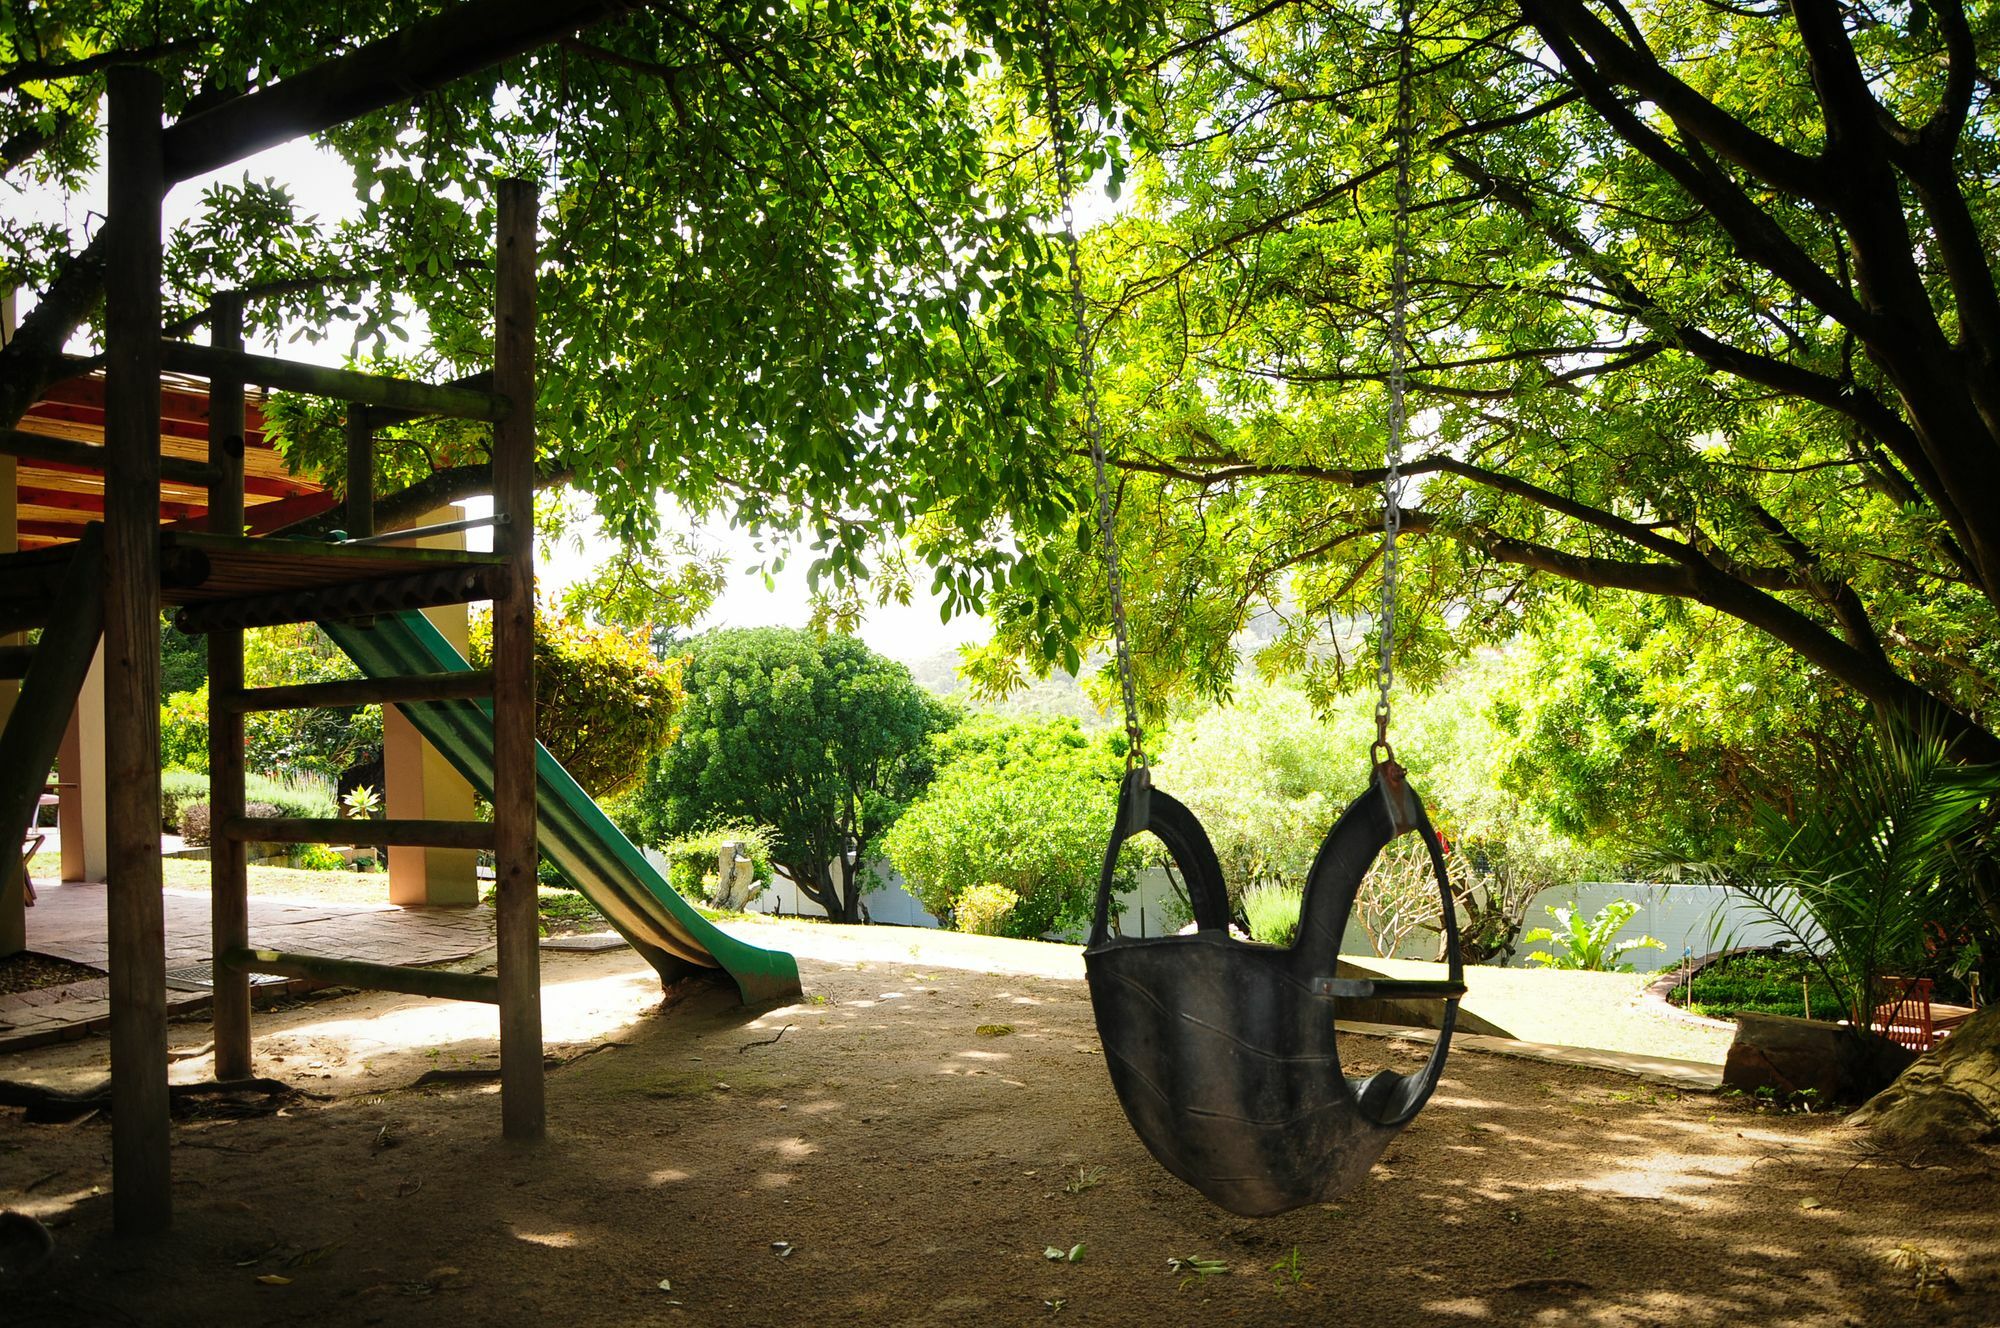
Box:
658 1278 673 1292
976 1024 1014 1037
1799 1197 1822 1210
255 1274 292 1286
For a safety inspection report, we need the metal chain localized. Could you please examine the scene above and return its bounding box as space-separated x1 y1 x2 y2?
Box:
1374 0 1418 766
1042 29 1148 773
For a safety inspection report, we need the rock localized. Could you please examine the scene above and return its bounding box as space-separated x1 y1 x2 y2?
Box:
1722 1011 1914 1105
0 1211 54 1280
1849 1004 2000 1149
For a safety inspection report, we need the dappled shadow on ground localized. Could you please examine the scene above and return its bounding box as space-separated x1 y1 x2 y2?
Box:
1 952 1994 1327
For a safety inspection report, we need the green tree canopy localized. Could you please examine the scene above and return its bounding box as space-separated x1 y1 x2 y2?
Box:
884 714 1126 936
950 0 2000 793
0 0 1154 561
637 627 949 921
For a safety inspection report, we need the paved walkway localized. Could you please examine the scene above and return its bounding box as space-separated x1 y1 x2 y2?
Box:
0 882 493 1051
1339 1020 1724 1091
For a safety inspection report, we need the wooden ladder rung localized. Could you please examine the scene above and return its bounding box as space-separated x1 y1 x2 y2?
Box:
223 670 493 712
219 947 498 1003
173 562 510 633
220 816 495 850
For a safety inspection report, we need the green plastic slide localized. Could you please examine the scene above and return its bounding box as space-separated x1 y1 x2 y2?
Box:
322 611 801 1005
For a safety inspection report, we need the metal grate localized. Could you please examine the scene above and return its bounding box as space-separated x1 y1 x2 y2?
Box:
163 963 291 992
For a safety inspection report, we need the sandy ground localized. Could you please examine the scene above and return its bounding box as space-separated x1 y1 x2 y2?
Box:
1 937 1995 1327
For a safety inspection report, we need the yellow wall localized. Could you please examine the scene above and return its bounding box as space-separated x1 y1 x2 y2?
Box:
383 505 481 906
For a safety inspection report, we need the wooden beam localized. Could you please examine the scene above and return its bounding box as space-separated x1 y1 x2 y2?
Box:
160 342 508 422
17 484 206 522
170 562 509 633
366 370 495 426
4 428 217 487
0 645 33 680
225 670 493 713
103 65 172 1237
0 530 102 957
492 177 544 1141
159 0 629 182
221 947 499 1004
220 816 497 851
344 405 374 538
208 293 252 1084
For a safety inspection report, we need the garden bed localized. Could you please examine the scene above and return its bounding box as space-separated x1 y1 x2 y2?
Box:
1658 948 1844 1023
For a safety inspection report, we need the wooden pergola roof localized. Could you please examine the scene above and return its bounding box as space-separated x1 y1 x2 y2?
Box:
12 373 333 549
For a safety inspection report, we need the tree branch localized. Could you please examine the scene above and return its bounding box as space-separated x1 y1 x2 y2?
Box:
1518 0 1830 198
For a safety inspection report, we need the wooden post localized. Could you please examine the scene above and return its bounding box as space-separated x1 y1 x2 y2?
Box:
103 65 171 1235
344 405 373 538
207 292 251 1082
492 178 542 1140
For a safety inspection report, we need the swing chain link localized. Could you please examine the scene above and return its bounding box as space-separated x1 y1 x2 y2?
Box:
1043 23 1148 774
1374 0 1417 770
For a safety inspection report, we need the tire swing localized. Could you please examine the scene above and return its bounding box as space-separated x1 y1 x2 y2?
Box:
1043 3 1467 1218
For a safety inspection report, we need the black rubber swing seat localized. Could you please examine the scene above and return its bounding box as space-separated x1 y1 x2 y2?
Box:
1083 765 1466 1217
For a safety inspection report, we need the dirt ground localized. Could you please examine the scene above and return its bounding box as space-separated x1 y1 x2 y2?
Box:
1 940 1996 1327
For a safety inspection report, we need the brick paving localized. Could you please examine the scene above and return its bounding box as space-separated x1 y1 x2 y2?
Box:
0 881 494 1052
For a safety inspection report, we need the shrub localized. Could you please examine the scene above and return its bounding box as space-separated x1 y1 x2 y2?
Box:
160 686 209 773
952 883 1020 936
246 770 339 820
179 800 282 847
470 607 686 798
656 822 778 906
288 844 348 872
179 802 211 846
884 716 1126 938
1242 882 1304 947
1677 951 1843 1022
600 788 645 846
161 768 209 832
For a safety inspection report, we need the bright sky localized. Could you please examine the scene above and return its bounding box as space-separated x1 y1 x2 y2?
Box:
17 133 992 664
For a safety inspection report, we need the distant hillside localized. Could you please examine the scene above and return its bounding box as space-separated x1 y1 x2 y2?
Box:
901 647 1113 726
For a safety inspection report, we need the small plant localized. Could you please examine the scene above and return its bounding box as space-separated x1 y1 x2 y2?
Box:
1269 1247 1308 1290
1062 1166 1109 1195
1523 899 1664 972
1168 1256 1228 1290
342 784 382 819
161 767 210 832
288 843 347 872
1242 882 1303 947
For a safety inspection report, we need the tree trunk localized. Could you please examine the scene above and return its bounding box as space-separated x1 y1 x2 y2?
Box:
1848 1005 2000 1149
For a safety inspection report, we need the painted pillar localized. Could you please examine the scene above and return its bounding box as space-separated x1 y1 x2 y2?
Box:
57 647 109 883
383 504 480 906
